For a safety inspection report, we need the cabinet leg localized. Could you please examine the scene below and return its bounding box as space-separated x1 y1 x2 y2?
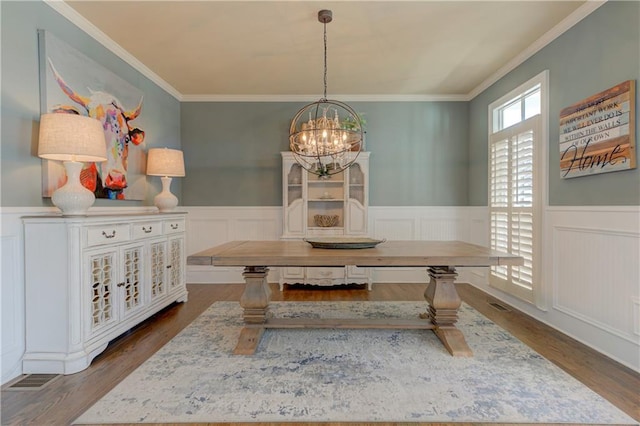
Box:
423 266 472 357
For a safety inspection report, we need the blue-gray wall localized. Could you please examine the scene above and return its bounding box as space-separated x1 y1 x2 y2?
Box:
181 101 469 206
469 0 640 206
1 1 181 207
2 1 638 209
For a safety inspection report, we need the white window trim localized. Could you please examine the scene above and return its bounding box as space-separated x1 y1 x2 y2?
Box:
487 70 549 310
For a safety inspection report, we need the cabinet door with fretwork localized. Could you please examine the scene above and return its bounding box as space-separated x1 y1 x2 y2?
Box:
85 248 119 340
167 235 185 294
119 242 146 321
149 239 168 304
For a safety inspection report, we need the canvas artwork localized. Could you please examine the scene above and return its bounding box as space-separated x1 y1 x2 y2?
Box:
38 30 147 200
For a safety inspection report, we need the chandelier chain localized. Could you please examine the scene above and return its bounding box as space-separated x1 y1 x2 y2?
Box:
323 21 328 100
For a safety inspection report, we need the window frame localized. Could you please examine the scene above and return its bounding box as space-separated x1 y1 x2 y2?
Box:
487 70 549 309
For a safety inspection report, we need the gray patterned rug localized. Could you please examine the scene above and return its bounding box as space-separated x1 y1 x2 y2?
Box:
75 301 635 424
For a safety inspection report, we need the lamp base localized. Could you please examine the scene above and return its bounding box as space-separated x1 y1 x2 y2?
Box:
52 161 96 216
154 176 179 212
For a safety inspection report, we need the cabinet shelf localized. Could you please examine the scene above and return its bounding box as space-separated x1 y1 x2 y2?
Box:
308 198 344 202
308 226 344 231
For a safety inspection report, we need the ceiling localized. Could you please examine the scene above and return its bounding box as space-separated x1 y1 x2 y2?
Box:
57 1 597 101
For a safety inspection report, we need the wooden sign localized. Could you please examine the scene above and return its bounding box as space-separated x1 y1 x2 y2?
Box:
559 80 636 179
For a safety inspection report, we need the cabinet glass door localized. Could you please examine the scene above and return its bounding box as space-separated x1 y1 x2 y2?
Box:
287 163 303 206
88 251 117 334
348 163 365 206
121 245 144 318
168 236 184 293
150 240 167 302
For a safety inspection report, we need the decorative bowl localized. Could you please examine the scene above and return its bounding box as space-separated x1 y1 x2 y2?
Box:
304 237 386 249
314 214 339 227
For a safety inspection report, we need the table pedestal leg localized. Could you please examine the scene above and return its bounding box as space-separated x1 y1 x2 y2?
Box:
423 266 472 357
234 266 270 355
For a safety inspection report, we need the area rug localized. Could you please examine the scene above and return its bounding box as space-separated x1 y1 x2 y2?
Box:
75 301 635 424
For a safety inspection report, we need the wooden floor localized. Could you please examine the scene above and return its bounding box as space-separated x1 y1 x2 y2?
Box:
2 283 639 426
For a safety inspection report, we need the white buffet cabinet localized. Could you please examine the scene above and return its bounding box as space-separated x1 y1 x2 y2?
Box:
22 212 188 374
280 151 372 290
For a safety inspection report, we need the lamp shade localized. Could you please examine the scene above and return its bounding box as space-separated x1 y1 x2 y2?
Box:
38 113 107 162
146 148 185 177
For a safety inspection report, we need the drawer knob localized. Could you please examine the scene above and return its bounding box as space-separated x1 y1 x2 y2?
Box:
102 230 116 239
117 282 125 287
170 223 179 230
143 226 152 233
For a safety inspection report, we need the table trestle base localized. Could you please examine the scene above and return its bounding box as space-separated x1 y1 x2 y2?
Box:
234 327 265 355
234 318 435 355
234 264 473 357
424 266 473 357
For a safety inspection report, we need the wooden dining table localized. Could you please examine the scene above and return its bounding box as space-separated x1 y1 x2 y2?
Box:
188 240 524 357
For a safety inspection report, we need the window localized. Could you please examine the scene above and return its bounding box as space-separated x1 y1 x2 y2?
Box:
488 71 547 305
493 84 541 132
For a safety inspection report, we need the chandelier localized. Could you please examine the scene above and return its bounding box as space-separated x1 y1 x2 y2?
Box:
289 9 364 177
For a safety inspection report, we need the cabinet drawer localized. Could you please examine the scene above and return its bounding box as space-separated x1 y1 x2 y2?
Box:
346 265 368 278
86 224 130 247
283 266 305 279
306 267 345 279
164 219 185 234
132 221 163 239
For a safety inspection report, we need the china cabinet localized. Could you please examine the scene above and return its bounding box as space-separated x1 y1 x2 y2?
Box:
22 212 187 374
280 152 372 290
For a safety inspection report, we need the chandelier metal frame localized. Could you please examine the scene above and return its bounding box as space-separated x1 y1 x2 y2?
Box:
289 9 364 177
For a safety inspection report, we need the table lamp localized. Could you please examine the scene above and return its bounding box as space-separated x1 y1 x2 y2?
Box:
38 113 107 216
146 147 185 212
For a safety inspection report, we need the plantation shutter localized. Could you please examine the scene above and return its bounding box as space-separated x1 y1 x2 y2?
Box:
489 115 539 302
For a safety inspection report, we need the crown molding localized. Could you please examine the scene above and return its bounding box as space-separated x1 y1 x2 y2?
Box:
43 0 182 101
46 0 606 103
180 94 469 103
466 0 607 100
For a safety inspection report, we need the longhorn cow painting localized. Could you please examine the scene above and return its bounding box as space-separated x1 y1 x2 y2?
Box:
38 30 147 200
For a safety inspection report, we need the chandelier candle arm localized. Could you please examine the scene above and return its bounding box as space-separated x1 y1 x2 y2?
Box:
289 9 364 177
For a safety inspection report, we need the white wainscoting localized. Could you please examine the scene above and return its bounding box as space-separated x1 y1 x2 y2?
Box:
548 207 640 370
470 206 640 372
368 206 489 284
184 206 489 285
1 215 26 384
4 204 638 384
186 207 282 284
